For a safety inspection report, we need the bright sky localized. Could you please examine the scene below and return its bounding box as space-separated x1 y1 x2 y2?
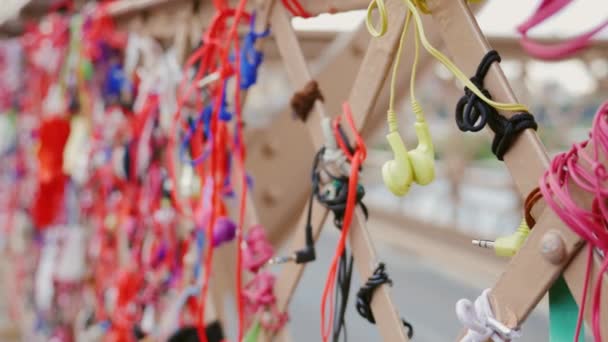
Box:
292 1 608 96
293 0 608 38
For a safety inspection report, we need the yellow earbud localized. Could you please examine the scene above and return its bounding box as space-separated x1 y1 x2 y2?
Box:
382 114 435 196
383 131 413 196
409 119 435 185
473 219 531 257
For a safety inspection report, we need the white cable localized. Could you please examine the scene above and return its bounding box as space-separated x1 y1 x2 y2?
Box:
320 117 351 176
456 289 521 342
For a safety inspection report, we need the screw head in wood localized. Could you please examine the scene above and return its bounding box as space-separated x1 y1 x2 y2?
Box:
540 231 566 264
351 43 365 57
261 188 280 207
261 140 277 159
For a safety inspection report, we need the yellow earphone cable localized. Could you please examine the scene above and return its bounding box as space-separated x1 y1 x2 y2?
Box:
386 8 426 133
366 0 388 37
411 0 430 14
367 0 530 117
387 10 412 132
410 13 424 123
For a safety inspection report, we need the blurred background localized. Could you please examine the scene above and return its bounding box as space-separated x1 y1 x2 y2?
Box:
0 0 606 341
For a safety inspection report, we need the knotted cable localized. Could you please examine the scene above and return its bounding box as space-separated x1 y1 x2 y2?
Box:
314 175 368 229
291 80 323 122
456 289 521 342
455 50 537 161
524 187 542 228
355 263 414 339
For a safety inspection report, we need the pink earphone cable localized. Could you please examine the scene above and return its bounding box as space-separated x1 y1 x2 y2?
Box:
540 101 608 341
517 0 608 60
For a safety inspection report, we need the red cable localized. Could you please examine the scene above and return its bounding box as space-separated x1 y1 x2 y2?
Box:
320 103 366 341
232 16 248 342
280 0 312 17
333 117 354 161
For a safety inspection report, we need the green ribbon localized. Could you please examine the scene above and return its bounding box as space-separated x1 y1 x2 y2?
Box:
549 276 585 341
243 321 261 342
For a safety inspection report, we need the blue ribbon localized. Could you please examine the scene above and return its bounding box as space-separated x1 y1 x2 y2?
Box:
223 152 235 198
240 13 270 89
218 83 233 122
179 83 233 166
103 62 129 101
193 230 205 280
99 320 112 332
179 110 213 166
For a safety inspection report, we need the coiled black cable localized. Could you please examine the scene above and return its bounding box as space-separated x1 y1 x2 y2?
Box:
355 263 414 339
455 50 537 161
332 249 354 342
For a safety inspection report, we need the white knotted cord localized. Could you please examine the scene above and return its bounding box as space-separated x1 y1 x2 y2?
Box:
456 289 521 342
321 117 351 177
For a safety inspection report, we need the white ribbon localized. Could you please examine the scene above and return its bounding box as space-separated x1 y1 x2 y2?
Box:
456 289 521 342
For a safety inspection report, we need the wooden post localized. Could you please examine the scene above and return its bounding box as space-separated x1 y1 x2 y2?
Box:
421 0 607 338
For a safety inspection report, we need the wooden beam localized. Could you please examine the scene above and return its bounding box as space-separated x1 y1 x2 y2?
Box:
262 32 608 61
298 0 370 15
103 0 198 19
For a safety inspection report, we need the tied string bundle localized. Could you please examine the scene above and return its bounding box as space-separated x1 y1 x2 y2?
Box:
316 115 369 228
455 50 537 161
21 14 69 115
167 0 268 340
319 102 367 342
540 101 608 342
356 263 413 339
517 0 608 61
524 187 543 228
291 80 324 122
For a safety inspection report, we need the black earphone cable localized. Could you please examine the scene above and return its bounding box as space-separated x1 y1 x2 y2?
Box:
455 50 537 161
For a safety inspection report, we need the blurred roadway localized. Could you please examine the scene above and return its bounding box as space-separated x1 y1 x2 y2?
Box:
283 228 549 342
